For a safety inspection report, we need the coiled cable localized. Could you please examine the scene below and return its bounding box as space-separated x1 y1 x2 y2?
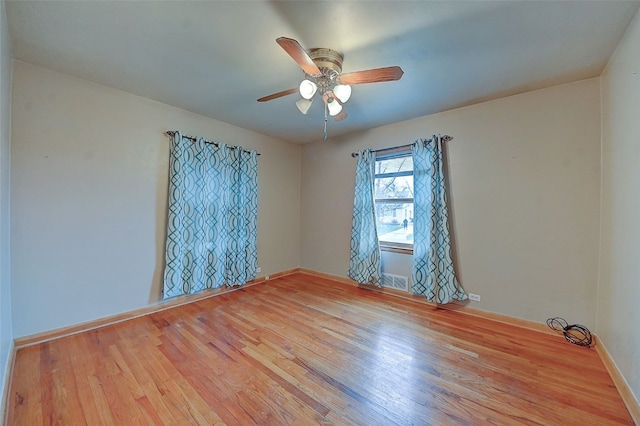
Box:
546 317 593 347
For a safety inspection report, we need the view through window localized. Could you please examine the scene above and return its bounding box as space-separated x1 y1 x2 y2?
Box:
374 150 413 250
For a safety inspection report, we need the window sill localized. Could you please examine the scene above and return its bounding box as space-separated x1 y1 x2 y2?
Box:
380 245 413 255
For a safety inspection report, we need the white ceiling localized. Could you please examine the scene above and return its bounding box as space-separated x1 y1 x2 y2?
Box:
6 0 640 144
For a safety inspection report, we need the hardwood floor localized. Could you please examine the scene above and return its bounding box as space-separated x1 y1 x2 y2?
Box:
6 273 634 425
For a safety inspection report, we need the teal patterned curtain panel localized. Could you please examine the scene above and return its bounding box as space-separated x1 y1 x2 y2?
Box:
411 136 467 304
163 131 258 299
348 149 382 286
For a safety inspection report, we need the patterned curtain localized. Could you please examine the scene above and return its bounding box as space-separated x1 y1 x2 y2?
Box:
163 131 258 299
411 136 467 303
348 149 382 286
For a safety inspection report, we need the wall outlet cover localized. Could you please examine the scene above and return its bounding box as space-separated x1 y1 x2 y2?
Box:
468 293 481 302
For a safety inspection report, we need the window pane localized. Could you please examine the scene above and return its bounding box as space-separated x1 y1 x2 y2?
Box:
376 155 413 174
376 202 414 245
374 175 413 199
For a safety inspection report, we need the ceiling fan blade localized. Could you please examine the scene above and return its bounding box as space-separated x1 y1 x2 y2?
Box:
276 37 322 77
257 88 298 102
338 66 404 85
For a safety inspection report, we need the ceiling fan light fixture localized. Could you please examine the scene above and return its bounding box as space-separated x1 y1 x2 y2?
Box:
296 98 313 114
327 98 343 116
333 84 352 103
299 79 317 99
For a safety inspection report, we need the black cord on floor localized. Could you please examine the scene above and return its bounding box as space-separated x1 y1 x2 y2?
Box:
546 317 593 347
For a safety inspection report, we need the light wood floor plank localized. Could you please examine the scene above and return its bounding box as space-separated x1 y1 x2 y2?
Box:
6 273 634 425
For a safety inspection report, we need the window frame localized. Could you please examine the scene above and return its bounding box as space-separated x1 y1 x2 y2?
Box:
374 148 414 253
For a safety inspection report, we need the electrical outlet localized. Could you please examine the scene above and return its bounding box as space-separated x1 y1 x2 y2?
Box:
468 293 481 302
256 267 261 273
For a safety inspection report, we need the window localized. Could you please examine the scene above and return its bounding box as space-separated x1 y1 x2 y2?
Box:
374 149 413 251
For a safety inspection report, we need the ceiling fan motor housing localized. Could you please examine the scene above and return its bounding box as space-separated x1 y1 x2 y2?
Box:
306 48 344 96
308 48 344 74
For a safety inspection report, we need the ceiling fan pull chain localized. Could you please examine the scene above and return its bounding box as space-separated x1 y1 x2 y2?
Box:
323 104 328 140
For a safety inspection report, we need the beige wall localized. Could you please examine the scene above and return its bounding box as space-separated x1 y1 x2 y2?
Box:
10 61 301 337
0 0 13 406
599 9 640 404
301 78 602 328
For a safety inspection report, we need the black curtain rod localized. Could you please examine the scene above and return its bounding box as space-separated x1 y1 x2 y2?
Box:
165 131 261 156
350 135 452 158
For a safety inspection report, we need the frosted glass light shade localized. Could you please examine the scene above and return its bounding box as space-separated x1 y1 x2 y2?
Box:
296 98 313 114
327 99 343 116
333 85 352 103
299 79 317 100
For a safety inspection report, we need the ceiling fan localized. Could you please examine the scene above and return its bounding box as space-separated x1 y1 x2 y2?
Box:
258 37 404 139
